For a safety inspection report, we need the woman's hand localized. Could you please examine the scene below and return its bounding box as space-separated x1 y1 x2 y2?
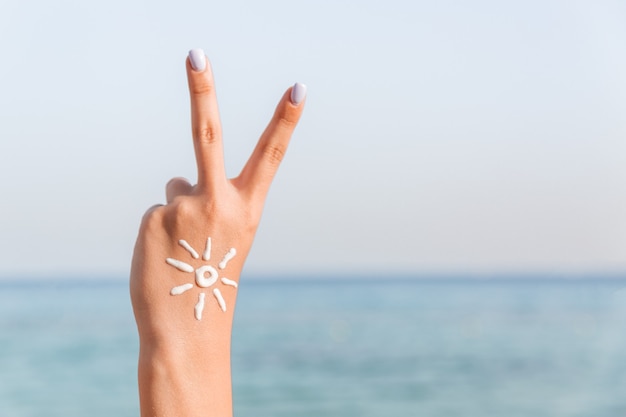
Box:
129 49 306 417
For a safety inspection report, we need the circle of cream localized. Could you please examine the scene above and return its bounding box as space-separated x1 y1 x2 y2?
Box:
195 265 218 288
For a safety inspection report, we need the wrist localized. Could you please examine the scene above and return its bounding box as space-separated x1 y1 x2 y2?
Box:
138 335 233 417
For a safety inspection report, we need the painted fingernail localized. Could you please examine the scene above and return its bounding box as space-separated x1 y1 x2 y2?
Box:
290 82 307 105
188 49 206 72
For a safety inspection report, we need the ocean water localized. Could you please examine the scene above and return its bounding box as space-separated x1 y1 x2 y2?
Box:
1 278 626 417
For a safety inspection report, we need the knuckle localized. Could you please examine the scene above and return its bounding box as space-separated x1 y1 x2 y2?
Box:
141 206 164 232
165 199 196 232
172 198 195 218
194 126 219 145
277 114 297 130
261 143 287 167
172 196 220 220
191 80 213 96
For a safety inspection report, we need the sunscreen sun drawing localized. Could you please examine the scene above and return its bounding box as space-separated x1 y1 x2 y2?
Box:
166 237 238 320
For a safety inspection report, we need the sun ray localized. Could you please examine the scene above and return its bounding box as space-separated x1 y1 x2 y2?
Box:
170 283 194 295
179 239 199 259
194 293 206 320
218 248 237 269
202 237 212 261
220 277 238 288
213 288 226 312
166 258 194 273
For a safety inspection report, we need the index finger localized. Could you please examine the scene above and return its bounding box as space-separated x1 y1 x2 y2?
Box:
186 49 226 190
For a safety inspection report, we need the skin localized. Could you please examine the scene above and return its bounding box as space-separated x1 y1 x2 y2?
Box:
130 53 305 417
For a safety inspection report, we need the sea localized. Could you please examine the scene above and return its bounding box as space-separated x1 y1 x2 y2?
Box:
1 277 626 417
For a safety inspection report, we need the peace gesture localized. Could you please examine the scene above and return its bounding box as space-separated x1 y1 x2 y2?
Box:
130 49 306 417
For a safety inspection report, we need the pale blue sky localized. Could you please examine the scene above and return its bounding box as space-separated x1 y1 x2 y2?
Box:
1 0 626 278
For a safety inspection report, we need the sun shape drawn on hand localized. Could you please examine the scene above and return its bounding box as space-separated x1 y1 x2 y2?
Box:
165 237 238 320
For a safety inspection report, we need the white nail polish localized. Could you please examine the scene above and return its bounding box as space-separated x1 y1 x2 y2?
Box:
290 82 307 105
188 49 206 72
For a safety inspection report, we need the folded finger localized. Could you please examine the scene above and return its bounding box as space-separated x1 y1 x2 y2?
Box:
166 177 193 203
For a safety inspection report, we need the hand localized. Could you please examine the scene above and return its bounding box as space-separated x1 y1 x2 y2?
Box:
129 49 306 417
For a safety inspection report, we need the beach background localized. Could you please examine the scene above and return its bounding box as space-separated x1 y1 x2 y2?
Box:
2 278 626 416
2 1 626 415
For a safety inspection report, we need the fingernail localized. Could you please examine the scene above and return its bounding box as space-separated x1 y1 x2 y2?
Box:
290 82 307 105
188 49 206 72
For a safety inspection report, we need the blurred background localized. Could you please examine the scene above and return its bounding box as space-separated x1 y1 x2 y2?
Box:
1 0 626 416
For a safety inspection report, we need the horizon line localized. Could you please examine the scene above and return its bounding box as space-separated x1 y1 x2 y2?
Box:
1 272 626 287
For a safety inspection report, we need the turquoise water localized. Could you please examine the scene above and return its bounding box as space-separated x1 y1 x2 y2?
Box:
1 278 626 416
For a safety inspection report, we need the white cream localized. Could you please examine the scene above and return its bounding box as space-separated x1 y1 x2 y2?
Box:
194 293 206 320
213 288 226 312
220 277 238 288
170 283 193 295
166 258 194 273
166 237 239 319
218 248 237 269
203 237 212 261
179 239 199 259
195 265 218 288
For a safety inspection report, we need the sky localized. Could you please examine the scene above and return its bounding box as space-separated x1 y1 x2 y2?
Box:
1 0 626 278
